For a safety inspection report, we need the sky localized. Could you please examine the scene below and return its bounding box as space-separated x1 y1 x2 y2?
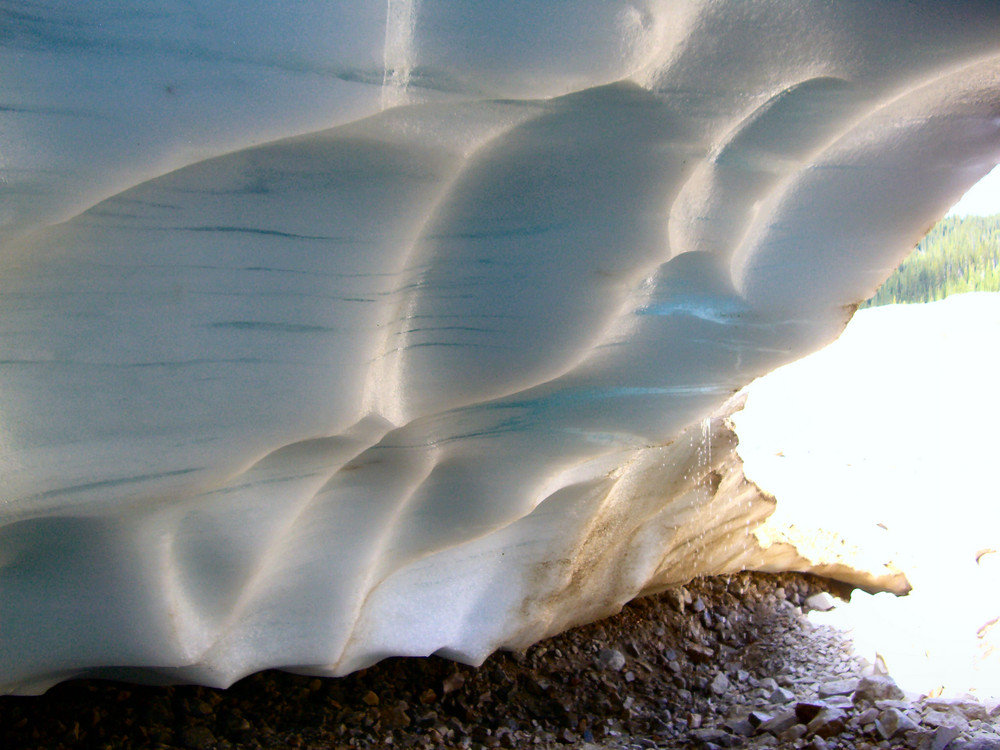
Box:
947 164 1000 216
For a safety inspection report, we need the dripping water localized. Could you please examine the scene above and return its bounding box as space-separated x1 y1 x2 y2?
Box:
696 416 712 491
702 416 712 470
382 0 418 110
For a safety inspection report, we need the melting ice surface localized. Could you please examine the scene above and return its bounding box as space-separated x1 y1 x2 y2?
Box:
1 2 1000 693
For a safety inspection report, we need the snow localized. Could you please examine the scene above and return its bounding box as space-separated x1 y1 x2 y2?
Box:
1 2 1000 693
734 293 1000 699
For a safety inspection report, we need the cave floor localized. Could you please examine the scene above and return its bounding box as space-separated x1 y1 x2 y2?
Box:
1 571 997 750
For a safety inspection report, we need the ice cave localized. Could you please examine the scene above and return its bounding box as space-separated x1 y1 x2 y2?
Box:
1 1 999 694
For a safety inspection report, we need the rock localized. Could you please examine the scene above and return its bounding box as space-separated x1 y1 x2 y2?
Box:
442 673 466 694
953 738 1000 750
924 709 970 732
795 701 826 724
876 707 920 739
179 725 217 750
806 707 847 738
854 675 906 704
686 643 716 664
856 707 879 725
779 724 809 742
361 690 380 707
875 699 913 710
748 710 773 728
818 679 859 698
725 718 757 737
804 593 837 612
415 711 439 728
925 698 990 723
931 725 964 750
711 672 731 695
665 589 687 613
760 708 800 735
770 687 796 704
691 727 736 747
383 701 412 729
224 714 251 734
595 648 626 672
821 696 855 712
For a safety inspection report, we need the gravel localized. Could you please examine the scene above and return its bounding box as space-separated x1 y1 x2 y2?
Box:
0 571 996 749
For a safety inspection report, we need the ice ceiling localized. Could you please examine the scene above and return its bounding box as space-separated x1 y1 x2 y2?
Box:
1 2 999 694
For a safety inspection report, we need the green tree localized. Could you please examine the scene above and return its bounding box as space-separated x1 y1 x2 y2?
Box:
863 214 1000 307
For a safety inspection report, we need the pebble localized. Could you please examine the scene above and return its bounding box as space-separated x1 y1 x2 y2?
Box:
771 686 797 704
179 724 216 750
711 672 731 695
596 647 626 672
805 592 837 611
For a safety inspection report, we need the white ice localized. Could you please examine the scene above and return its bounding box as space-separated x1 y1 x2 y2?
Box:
1 2 1000 693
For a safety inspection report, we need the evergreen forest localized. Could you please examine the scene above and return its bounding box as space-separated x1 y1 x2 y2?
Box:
864 214 1000 307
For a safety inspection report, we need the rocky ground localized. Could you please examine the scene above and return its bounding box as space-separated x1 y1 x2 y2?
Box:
1 572 997 750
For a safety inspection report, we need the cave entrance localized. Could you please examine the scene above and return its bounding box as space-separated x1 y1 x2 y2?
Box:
732 166 1000 701
862 164 1000 307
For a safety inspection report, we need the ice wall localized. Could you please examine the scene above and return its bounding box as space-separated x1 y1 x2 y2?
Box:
1 2 999 693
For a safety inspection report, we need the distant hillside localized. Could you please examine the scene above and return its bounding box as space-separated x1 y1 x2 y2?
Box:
864 214 1000 307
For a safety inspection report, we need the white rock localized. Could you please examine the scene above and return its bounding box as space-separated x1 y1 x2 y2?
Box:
805 593 837 612
1 2 1000 694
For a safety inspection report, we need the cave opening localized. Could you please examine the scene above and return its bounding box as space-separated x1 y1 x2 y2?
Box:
730 163 1000 707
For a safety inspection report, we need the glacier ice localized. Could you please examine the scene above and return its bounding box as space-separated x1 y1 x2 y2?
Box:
1 1 1000 693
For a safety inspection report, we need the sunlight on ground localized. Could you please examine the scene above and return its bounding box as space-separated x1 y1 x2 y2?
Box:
732 293 1000 700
